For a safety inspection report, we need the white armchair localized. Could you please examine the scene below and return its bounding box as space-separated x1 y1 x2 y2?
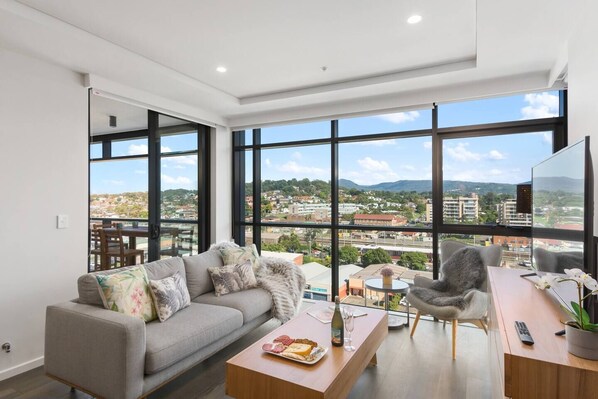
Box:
406 240 503 359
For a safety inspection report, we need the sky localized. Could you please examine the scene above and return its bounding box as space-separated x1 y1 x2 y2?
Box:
258 91 558 186
90 132 198 194
91 91 559 194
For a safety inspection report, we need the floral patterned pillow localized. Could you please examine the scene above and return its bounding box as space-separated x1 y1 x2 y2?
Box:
207 260 258 296
148 272 191 322
95 266 157 322
220 244 260 272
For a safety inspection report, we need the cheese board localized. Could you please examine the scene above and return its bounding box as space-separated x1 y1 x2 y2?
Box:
261 335 328 365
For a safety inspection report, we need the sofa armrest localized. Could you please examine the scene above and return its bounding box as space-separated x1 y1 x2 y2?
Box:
413 275 435 289
45 301 146 399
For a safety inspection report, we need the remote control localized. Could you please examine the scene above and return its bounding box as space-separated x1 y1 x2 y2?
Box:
515 321 534 345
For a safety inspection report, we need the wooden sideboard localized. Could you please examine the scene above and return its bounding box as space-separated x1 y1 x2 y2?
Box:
488 267 598 399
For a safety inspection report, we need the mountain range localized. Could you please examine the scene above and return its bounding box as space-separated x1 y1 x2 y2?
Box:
338 179 518 195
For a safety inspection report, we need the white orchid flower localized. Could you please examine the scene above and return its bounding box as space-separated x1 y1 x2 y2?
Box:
580 274 598 292
564 268 584 278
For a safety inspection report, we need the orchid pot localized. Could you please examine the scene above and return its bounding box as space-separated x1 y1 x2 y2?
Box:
535 268 598 359
565 322 598 360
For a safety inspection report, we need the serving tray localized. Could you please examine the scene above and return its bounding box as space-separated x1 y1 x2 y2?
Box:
262 342 328 365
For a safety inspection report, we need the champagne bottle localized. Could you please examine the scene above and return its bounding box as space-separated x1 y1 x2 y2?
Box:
331 296 344 347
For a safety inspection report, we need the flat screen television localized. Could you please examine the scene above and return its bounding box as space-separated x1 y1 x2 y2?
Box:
531 136 595 320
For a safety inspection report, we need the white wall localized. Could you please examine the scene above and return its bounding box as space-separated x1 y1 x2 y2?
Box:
0 49 88 380
567 0 598 236
210 125 232 243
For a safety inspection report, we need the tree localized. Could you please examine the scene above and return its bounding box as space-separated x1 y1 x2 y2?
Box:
261 196 272 215
262 242 285 252
278 232 302 252
304 229 318 253
389 294 402 311
362 248 392 267
339 245 359 264
397 251 428 271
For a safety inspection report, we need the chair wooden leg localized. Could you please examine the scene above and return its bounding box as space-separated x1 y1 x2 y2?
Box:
480 319 488 335
410 311 421 338
452 320 457 360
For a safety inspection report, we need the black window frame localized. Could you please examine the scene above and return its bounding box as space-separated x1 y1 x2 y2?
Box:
232 91 567 297
88 97 211 269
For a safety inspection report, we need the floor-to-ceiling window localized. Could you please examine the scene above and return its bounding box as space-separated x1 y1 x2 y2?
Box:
88 93 210 271
233 91 565 313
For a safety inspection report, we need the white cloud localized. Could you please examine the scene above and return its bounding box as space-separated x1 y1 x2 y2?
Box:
265 158 272 167
161 174 192 185
543 132 553 145
161 146 172 152
163 155 197 167
488 150 506 160
423 141 432 150
445 143 481 162
291 151 302 160
521 92 559 119
376 111 420 124
278 161 327 176
489 169 503 176
104 179 125 186
401 165 416 171
357 157 392 172
346 139 397 147
128 144 148 155
134 170 146 175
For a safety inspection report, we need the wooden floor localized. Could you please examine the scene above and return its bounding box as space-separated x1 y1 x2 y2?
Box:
0 311 491 399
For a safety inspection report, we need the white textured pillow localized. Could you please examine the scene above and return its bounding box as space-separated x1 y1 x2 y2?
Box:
220 244 260 272
149 272 191 322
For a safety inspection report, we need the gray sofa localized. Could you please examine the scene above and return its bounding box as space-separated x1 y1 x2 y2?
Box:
45 250 273 399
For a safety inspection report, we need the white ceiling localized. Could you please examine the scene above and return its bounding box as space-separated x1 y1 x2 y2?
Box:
0 0 573 127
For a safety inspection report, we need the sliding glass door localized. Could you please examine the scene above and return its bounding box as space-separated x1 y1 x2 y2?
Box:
147 113 204 260
89 93 210 271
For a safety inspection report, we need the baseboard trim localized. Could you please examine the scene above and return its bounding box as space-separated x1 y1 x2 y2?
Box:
0 356 44 382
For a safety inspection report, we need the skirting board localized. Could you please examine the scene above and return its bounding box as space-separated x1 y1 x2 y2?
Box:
0 356 44 382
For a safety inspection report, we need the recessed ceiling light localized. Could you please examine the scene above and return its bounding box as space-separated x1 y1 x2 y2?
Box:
216 66 227 73
407 14 422 24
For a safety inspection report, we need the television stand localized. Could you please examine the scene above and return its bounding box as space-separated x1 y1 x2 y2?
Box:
488 267 598 399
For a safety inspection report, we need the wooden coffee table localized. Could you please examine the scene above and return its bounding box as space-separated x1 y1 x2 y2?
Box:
226 301 388 399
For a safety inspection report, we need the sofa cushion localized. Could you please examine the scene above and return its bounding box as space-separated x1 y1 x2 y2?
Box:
78 265 137 306
95 266 157 322
144 257 185 281
220 244 260 272
78 257 186 306
183 250 223 299
193 288 272 323
144 303 243 374
149 272 191 322
207 260 258 296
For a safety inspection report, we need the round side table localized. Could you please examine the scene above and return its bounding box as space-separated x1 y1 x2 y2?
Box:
364 278 410 329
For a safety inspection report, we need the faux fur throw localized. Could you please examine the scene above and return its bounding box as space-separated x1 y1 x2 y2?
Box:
209 241 306 323
256 256 306 323
409 247 486 309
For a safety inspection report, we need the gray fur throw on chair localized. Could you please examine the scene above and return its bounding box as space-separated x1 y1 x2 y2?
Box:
409 247 486 309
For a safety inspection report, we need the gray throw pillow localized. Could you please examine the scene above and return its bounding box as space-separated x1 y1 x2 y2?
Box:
207 260 258 296
149 272 191 322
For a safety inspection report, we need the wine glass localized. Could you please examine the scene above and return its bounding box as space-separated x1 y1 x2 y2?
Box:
344 307 355 352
